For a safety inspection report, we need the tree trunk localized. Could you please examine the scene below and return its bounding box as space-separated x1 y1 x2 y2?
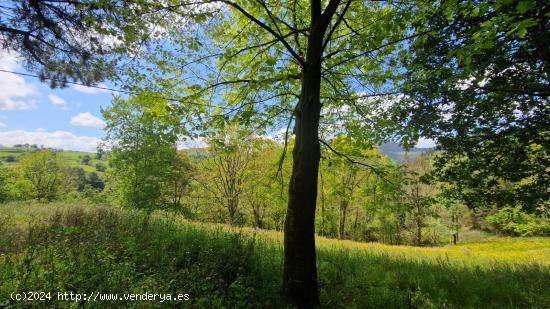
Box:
320 168 326 236
339 200 348 239
282 50 322 307
451 213 458 245
353 205 359 233
282 0 343 305
415 215 422 246
252 201 264 229
227 197 237 225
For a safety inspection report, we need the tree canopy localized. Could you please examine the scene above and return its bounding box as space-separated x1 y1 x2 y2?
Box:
388 0 549 212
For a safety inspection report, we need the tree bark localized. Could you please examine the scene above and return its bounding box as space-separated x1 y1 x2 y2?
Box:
415 214 422 246
339 200 349 239
282 0 342 306
320 168 326 236
451 213 458 245
282 40 323 308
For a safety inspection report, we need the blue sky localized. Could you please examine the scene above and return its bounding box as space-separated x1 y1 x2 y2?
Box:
0 51 112 152
0 50 435 152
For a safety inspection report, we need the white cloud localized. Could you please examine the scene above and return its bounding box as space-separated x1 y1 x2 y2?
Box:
415 137 436 149
70 112 105 128
48 94 66 105
0 129 101 152
269 127 294 143
0 121 6 128
455 76 489 90
73 83 109 94
0 51 38 110
0 99 37 111
177 137 208 149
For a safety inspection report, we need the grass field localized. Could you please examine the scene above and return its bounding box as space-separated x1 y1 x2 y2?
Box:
1 202 549 308
0 146 107 174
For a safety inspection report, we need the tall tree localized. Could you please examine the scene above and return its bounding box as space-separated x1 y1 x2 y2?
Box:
322 135 377 239
401 154 436 246
126 1 414 304
203 127 255 225
243 138 288 230
3 0 417 305
102 94 184 209
164 151 193 209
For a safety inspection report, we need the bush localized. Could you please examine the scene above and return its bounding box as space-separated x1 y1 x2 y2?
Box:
81 154 92 165
3 155 16 162
95 162 106 172
486 206 550 236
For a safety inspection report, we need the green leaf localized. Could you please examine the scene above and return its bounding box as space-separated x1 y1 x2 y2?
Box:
516 0 534 14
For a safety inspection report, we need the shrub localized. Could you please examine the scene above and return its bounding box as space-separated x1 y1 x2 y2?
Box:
95 162 106 172
3 155 16 162
81 154 92 165
486 206 550 236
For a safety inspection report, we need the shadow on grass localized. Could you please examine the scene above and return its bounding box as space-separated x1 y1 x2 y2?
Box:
1 205 548 308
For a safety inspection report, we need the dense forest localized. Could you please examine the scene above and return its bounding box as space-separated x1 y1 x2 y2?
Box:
0 0 548 307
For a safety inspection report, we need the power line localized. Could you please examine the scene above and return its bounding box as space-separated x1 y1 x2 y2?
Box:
0 68 232 110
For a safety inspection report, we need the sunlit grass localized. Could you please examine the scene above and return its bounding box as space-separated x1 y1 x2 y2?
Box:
151 207 550 267
1 202 549 308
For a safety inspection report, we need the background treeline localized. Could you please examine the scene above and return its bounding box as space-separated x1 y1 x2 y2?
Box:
1 98 548 245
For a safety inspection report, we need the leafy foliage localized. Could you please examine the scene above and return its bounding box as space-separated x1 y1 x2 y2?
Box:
0 163 9 203
0 0 184 87
16 150 67 201
102 94 192 209
486 206 550 236
389 0 550 211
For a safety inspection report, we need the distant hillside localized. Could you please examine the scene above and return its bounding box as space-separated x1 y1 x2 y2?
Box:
1 143 427 166
181 144 433 163
0 146 109 175
379 142 433 163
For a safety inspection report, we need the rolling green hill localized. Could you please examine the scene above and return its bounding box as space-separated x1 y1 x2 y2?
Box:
0 146 108 174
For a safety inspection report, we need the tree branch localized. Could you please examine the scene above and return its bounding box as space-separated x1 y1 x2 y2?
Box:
323 28 436 73
321 0 352 53
220 0 305 66
319 139 384 175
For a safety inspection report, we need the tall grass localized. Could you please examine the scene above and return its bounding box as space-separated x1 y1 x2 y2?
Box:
1 203 549 308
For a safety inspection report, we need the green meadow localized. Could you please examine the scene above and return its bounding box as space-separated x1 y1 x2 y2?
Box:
1 202 548 308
